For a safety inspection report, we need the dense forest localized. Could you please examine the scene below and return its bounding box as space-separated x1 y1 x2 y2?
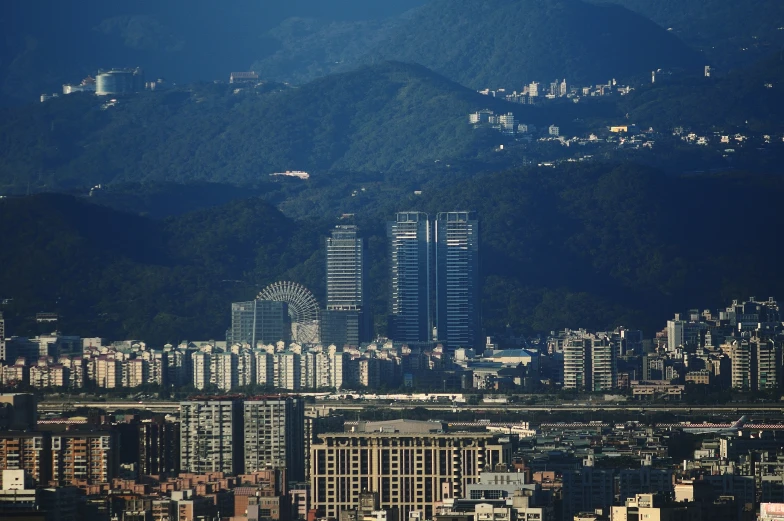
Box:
3 164 784 345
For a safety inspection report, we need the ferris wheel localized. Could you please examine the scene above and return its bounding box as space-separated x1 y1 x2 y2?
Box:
257 281 320 344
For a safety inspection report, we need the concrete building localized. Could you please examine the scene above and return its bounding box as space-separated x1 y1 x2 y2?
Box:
273 352 301 390
213 352 238 392
321 308 361 348
192 352 210 391
611 493 701 521
139 420 180 477
230 300 291 347
388 212 432 344
180 399 244 475
563 338 590 391
326 225 365 309
95 68 144 95
435 212 480 349
243 397 305 480
0 312 5 361
0 433 51 487
0 393 37 430
50 432 117 486
325 225 367 344
590 337 617 391
311 421 511 520
562 460 614 521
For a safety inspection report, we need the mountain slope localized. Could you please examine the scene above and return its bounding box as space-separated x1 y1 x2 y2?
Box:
361 0 702 87
0 194 323 344
3 165 784 343
0 62 533 192
586 0 784 68
0 0 427 105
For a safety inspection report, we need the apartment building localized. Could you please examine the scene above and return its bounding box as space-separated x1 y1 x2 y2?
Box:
180 399 243 475
311 420 511 520
243 397 305 480
0 432 51 487
51 432 117 486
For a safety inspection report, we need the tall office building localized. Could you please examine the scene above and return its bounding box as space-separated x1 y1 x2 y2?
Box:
180 399 243 475
387 212 432 344
325 225 368 343
243 397 305 481
229 300 290 347
435 212 480 348
326 225 364 309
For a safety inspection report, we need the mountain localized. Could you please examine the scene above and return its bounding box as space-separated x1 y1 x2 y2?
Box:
4 164 784 344
0 62 539 193
585 0 784 69
254 0 703 88
0 0 427 105
0 194 324 345
620 53 784 132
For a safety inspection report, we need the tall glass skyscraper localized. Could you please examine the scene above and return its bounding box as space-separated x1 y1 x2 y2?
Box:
326 225 364 309
387 212 432 344
435 212 480 348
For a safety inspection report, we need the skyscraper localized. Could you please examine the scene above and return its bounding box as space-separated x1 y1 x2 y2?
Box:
326 225 364 309
229 300 290 347
324 225 368 343
387 212 432 344
435 212 480 348
243 397 305 481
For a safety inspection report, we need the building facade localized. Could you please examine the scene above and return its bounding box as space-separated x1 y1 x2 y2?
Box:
229 300 290 347
388 212 432 344
243 397 305 481
51 432 117 486
180 399 243 475
311 424 511 520
435 212 480 349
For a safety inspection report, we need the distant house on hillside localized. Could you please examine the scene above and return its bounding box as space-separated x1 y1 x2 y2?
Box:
230 72 259 84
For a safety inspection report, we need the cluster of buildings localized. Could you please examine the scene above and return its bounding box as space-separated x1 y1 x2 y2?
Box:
546 297 784 398
4 390 784 521
468 110 560 138
4 297 784 397
478 78 634 106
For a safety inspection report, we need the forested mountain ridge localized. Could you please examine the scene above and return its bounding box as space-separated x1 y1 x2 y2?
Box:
586 0 784 69
3 164 784 344
0 62 529 193
253 0 703 88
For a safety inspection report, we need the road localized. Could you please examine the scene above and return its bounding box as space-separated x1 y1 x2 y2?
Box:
36 399 784 419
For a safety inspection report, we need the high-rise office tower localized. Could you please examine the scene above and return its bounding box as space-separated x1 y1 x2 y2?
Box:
435 212 480 348
229 300 290 347
326 225 364 309
180 399 243 475
387 212 432 344
243 397 305 481
325 225 368 344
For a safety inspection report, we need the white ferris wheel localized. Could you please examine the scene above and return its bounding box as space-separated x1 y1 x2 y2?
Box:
257 281 320 344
